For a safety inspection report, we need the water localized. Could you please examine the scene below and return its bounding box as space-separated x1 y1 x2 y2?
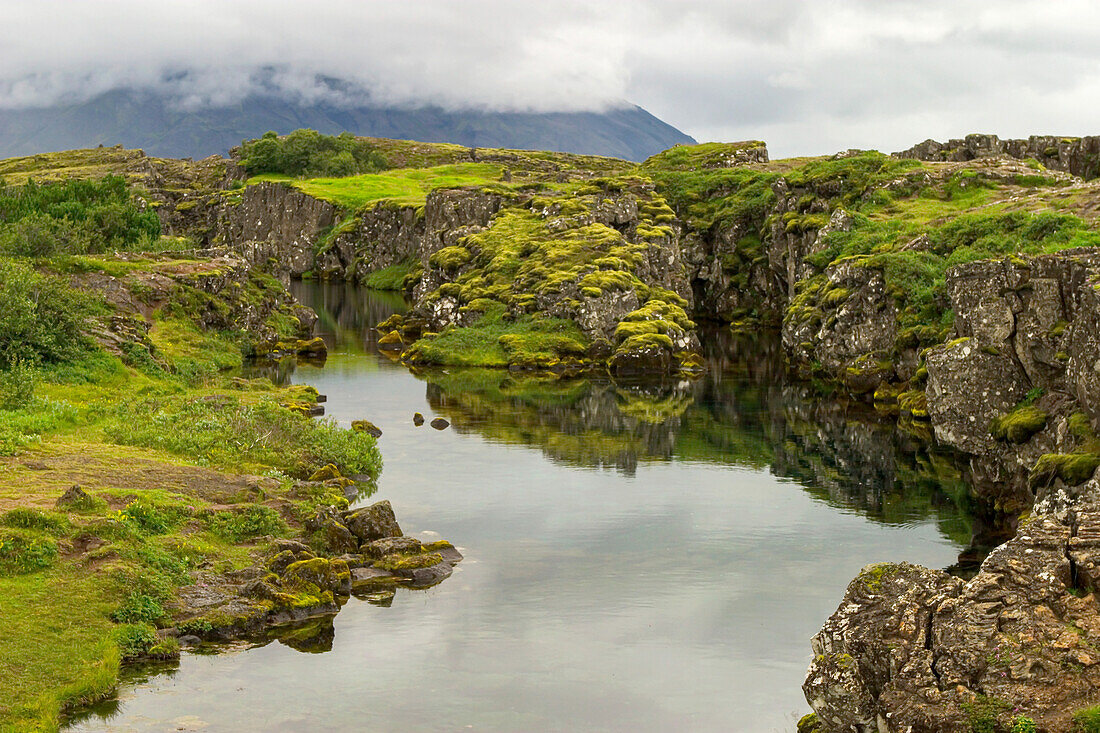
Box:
67 283 976 732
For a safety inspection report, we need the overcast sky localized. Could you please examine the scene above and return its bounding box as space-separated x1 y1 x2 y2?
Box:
2 0 1098 158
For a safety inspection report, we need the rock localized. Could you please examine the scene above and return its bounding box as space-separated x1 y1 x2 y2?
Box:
362 536 423 559
924 338 1029 454
271 538 313 554
320 516 358 555
177 634 202 647
282 557 352 596
350 566 396 589
342 500 402 542
308 464 342 482
55 484 93 509
401 561 453 588
424 540 464 565
295 337 327 357
894 133 1100 179
413 412 425 426
351 419 382 438
430 417 449 430
806 512 1100 732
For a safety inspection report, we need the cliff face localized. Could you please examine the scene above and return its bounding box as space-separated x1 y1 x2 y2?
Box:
895 133 1100 180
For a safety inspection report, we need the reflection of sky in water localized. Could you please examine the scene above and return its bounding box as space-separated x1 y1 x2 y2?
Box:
67 285 966 733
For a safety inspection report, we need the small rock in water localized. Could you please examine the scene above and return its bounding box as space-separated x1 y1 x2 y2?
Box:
430 417 450 430
351 419 383 438
413 412 425 426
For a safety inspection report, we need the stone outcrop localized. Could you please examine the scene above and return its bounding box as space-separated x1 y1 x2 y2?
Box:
174 502 462 640
806 509 1100 732
895 133 1100 179
218 182 339 277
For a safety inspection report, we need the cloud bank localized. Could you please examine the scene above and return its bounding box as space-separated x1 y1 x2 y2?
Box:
2 0 1100 157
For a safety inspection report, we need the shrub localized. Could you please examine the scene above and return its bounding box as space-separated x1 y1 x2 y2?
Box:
119 499 184 535
110 593 165 624
111 623 158 659
0 508 67 534
1011 716 1037 733
1074 705 1100 732
0 259 99 367
240 130 387 178
0 530 57 575
105 395 382 478
0 358 36 410
206 506 287 542
0 175 160 254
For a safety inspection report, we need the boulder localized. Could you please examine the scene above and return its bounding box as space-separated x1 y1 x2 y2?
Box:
806 512 1100 732
413 412 425 426
343 500 402 542
924 339 1029 454
430 417 450 430
362 536 423 559
55 484 94 509
351 419 383 438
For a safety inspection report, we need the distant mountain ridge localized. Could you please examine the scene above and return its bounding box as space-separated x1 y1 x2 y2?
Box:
0 89 695 162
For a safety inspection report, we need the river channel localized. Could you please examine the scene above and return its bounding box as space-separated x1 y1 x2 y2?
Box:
66 282 976 732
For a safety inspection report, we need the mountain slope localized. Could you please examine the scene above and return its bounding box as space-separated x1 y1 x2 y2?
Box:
0 90 695 162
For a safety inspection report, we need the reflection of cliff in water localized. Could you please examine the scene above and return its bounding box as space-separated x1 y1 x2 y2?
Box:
419 329 983 551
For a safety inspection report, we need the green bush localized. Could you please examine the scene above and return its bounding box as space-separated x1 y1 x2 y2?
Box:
0 530 57 575
241 129 387 178
111 623 158 659
1074 705 1100 732
0 175 160 255
1010 716 1037 733
119 499 184 535
0 508 68 534
206 506 287 542
0 259 99 367
0 358 36 410
110 593 166 624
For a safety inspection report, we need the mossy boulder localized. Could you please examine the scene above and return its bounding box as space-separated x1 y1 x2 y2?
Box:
308 463 342 482
351 419 382 438
343 500 402 543
1030 453 1100 489
282 557 352 596
990 406 1048 444
362 536 422 560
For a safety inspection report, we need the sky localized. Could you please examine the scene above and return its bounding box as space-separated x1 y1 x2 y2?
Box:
2 0 1099 158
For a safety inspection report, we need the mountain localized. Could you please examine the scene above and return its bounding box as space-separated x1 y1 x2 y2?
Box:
0 89 695 162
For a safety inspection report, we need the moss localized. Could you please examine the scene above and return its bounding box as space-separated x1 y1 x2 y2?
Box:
617 333 674 352
373 551 443 572
858 563 901 592
1030 453 1100 489
797 713 823 733
990 406 1048 444
428 245 472 273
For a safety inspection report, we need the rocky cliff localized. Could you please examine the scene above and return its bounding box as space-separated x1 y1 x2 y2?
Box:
896 133 1100 180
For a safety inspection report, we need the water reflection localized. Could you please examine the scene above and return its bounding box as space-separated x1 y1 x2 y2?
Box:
66 282 992 733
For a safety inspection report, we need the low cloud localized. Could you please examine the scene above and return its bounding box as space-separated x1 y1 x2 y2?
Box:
3 0 1100 156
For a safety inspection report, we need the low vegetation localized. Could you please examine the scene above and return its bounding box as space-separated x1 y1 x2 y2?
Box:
0 169 381 729
239 129 387 178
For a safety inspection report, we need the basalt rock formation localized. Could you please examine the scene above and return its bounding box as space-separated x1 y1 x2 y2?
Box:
895 133 1100 180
